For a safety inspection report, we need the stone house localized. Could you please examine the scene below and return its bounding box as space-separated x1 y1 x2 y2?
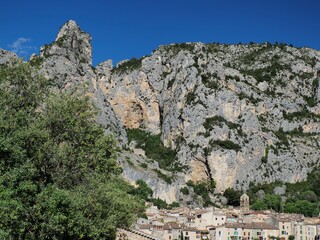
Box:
182 227 202 240
162 222 184 240
214 222 278 240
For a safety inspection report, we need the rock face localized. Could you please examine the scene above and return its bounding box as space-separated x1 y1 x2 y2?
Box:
32 20 127 143
102 43 320 197
0 49 17 64
38 20 94 90
28 21 320 205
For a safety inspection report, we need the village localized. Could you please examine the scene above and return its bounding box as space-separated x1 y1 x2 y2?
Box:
117 194 320 240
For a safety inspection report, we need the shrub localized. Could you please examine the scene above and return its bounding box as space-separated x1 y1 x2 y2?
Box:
153 169 173 184
251 200 268 210
261 145 269 164
140 163 148 168
209 139 241 151
126 129 179 172
112 57 144 74
187 180 216 206
223 188 242 206
201 73 219 89
180 187 190 195
186 91 197 104
274 128 289 147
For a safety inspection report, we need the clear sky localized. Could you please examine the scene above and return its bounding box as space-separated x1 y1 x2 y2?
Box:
1 0 319 66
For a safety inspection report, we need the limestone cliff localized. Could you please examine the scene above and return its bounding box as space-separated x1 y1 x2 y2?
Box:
28 21 320 205
0 49 17 64
31 20 127 143
101 43 320 197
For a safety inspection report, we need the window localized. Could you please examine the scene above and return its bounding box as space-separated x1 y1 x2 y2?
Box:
219 231 221 236
169 237 171 240
186 232 188 236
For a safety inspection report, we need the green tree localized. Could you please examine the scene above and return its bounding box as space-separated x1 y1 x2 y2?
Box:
308 169 320 195
132 179 153 200
264 194 281 211
0 60 145 239
288 235 295 240
251 199 268 210
284 202 299 214
299 190 318 202
223 188 242 206
284 200 315 217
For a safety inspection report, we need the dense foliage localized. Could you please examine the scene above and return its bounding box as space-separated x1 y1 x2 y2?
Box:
247 177 320 216
222 168 320 217
126 128 183 172
132 179 179 209
0 61 145 239
187 180 216 207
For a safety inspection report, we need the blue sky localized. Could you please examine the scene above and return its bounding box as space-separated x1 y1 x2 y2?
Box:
1 0 319 66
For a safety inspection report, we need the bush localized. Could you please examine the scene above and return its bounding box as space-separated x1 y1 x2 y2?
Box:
261 145 269 164
186 91 197 104
112 57 144 74
149 197 168 209
180 187 190 195
210 139 241 151
132 179 153 200
223 188 242 206
201 73 219 89
187 180 216 207
154 169 173 184
274 128 289 147
126 129 179 172
251 200 268 210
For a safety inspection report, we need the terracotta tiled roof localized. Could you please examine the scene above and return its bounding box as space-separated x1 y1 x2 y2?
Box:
223 222 278 230
138 224 152 229
183 227 200 232
163 222 184 230
194 209 211 215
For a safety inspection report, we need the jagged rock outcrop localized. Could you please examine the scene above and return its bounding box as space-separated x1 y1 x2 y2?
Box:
37 19 94 90
0 49 17 64
31 20 127 143
23 21 320 205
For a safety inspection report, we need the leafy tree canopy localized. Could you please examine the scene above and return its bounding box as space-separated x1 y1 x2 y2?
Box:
0 60 145 239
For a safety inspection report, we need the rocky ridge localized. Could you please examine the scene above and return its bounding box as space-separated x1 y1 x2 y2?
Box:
23 21 320 205
0 49 17 64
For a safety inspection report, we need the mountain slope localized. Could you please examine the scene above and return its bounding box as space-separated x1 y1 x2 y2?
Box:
29 21 320 205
